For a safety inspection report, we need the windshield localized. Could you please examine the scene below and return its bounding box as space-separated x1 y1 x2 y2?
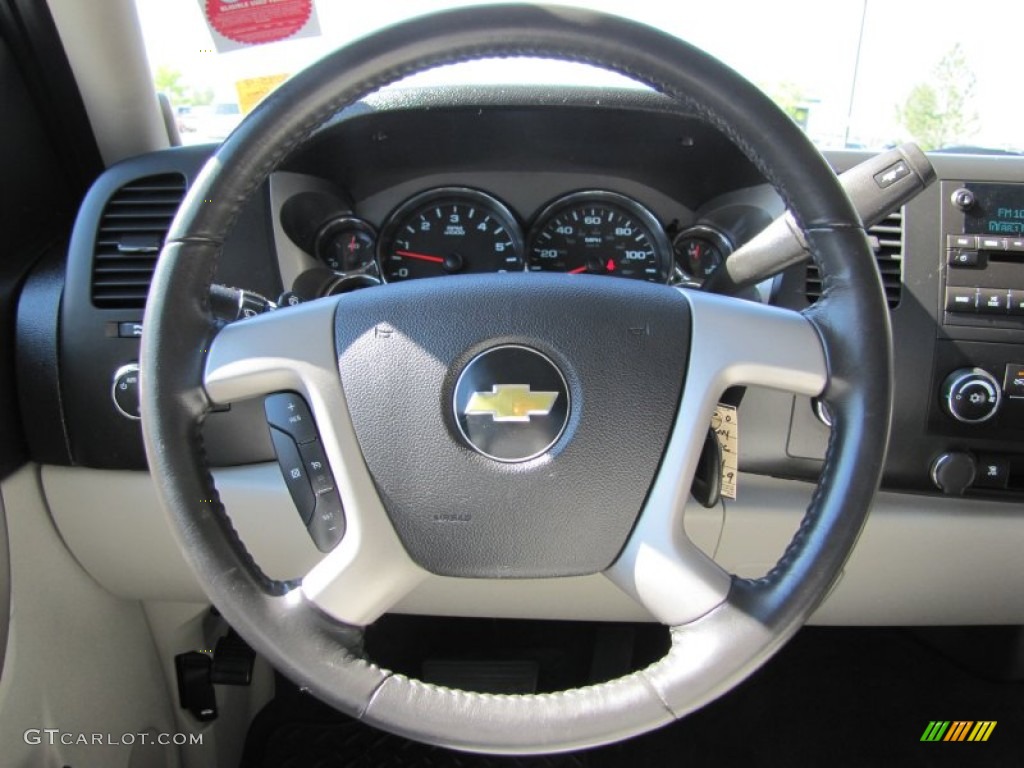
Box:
134 0 1022 153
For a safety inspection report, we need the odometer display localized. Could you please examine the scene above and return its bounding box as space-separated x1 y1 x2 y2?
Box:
527 192 671 282
379 188 523 281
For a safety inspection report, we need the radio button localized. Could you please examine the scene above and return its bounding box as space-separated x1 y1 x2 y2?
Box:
978 288 1010 314
945 287 977 312
948 250 979 267
1008 291 1024 316
980 237 1006 251
948 235 978 249
1010 239 1024 252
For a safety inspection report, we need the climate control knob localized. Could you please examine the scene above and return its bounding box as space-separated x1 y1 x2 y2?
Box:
941 367 1001 424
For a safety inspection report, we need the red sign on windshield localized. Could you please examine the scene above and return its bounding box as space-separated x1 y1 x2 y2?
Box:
203 0 319 51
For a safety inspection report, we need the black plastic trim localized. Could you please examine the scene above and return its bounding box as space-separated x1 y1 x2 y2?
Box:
15 241 72 465
0 0 103 196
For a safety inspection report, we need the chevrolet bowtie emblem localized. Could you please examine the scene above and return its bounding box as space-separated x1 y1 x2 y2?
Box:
464 384 559 422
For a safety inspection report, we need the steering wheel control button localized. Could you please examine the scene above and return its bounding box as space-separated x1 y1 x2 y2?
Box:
268 427 315 525
264 392 317 444
453 345 570 463
264 393 345 546
298 441 334 494
941 367 1002 424
111 363 141 420
308 491 346 553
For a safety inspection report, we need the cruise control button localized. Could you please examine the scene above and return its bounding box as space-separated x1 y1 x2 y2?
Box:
265 393 317 444
945 287 977 312
978 288 1009 314
308 491 346 552
298 440 334 495
974 455 1009 489
268 426 315 525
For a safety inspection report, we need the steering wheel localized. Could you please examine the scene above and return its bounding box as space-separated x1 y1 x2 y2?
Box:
141 4 891 754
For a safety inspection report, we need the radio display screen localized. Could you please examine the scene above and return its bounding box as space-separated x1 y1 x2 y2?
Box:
965 183 1024 236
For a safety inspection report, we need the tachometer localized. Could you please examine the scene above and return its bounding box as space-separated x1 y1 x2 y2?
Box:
378 188 523 281
527 191 671 282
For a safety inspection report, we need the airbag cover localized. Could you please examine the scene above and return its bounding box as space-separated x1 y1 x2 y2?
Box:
334 273 690 577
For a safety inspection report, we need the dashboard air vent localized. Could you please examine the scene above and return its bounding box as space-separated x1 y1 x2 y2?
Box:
806 209 904 309
91 173 187 309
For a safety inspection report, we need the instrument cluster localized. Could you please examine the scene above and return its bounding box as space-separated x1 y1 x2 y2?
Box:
302 185 734 289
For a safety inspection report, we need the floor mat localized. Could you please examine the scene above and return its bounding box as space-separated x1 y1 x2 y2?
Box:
240 628 1024 768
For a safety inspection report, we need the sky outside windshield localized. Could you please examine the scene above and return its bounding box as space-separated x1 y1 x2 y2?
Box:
134 0 1024 152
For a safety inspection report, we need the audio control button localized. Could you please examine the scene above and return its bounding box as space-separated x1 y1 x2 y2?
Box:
978 288 1009 314
1008 291 1024 315
948 235 978 249
945 287 977 312
948 250 979 267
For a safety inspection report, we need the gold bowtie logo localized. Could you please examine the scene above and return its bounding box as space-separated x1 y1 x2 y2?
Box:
464 384 559 422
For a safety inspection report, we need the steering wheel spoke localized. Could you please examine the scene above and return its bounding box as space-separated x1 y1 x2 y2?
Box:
204 297 341 406
608 290 828 625
204 298 426 625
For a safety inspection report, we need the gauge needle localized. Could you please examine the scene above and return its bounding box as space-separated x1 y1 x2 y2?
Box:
567 266 588 274
395 249 445 264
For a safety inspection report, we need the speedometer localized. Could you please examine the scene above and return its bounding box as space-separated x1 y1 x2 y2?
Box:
527 191 671 282
378 188 524 282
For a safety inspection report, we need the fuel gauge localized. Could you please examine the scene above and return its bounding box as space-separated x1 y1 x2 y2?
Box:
315 217 378 274
672 225 733 286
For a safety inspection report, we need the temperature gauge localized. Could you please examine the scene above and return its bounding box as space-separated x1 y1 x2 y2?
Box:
672 225 733 286
315 217 378 274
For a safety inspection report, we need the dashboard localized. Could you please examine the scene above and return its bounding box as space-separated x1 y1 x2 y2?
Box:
17 86 1024 625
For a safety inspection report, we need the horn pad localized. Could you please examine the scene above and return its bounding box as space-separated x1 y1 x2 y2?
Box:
334 273 691 578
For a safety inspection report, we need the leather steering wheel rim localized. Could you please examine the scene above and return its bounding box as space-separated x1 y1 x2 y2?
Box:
141 4 892 754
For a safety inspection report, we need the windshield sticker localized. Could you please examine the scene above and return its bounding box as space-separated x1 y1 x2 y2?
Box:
200 0 321 53
236 73 288 113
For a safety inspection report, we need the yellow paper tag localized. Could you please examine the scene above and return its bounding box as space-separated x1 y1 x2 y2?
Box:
712 404 739 500
235 74 289 114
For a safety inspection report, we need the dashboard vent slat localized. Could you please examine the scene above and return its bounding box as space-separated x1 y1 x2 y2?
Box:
91 173 186 309
805 209 904 309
